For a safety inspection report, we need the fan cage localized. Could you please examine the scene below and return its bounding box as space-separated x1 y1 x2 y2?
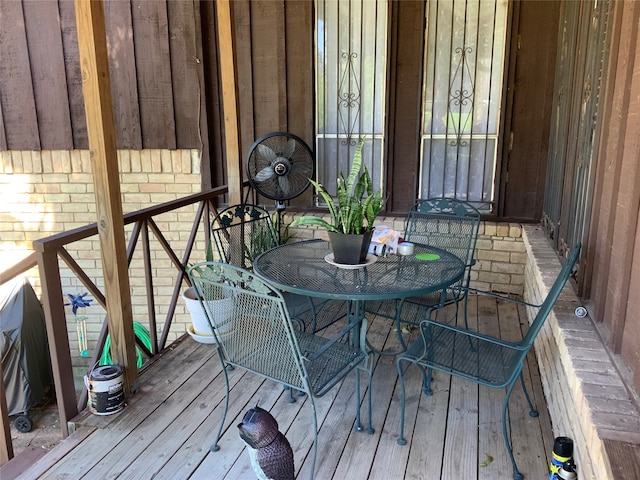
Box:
246 132 315 202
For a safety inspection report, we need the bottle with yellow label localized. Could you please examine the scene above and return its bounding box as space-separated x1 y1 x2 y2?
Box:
549 436 574 479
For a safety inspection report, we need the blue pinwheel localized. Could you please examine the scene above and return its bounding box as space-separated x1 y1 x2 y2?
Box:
65 292 93 315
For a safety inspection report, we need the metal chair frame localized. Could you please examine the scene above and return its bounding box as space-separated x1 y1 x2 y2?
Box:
366 197 481 350
211 204 279 270
187 262 374 480
396 244 581 480
211 204 346 332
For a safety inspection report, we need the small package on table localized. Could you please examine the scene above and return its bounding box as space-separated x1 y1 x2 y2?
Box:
368 225 401 255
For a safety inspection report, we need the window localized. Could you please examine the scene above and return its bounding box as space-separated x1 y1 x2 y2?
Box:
314 0 388 200
419 0 508 212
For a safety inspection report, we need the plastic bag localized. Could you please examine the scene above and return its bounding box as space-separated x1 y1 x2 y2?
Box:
368 225 401 255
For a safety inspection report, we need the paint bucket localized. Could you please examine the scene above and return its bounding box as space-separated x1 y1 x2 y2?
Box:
86 365 125 415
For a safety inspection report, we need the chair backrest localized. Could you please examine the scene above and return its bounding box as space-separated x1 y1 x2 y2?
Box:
211 204 279 270
404 198 481 280
187 262 309 392
521 244 581 347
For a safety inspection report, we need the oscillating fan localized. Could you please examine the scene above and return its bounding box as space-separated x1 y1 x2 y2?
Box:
246 132 314 240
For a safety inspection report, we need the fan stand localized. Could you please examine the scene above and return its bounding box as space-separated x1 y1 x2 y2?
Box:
242 185 286 243
274 200 286 244
245 132 315 244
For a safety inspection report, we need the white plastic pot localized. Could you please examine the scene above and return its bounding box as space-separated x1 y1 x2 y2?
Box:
182 287 234 338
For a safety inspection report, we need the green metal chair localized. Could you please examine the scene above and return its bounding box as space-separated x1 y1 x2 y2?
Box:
187 262 374 479
211 204 279 270
211 204 346 332
366 197 481 348
396 244 581 480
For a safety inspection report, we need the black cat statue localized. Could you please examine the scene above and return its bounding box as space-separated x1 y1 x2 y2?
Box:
238 405 295 480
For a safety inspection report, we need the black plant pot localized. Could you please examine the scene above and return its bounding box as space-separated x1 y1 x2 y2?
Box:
328 229 373 265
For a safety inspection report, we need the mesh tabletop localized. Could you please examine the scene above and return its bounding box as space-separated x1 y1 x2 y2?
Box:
253 239 465 301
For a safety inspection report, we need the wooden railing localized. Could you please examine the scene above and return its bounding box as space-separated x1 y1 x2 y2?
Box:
0 187 228 463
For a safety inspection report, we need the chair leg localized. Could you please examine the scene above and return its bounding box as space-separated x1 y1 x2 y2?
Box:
363 353 375 434
285 385 296 403
419 364 433 395
353 358 376 434
396 358 408 446
283 385 305 402
308 397 318 480
306 296 317 332
502 381 524 480
519 373 539 418
211 359 231 452
461 291 470 330
354 367 363 432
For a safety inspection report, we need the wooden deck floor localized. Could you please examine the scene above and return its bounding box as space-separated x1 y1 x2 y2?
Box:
14 294 554 479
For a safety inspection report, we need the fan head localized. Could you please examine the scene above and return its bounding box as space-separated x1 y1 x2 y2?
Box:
247 132 314 201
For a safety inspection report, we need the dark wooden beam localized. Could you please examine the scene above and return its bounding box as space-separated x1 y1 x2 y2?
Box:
74 0 137 391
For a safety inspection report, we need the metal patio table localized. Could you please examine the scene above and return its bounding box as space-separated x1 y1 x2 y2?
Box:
253 239 465 354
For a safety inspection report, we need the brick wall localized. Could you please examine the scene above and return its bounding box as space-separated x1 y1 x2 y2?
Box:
522 226 640 480
0 149 203 381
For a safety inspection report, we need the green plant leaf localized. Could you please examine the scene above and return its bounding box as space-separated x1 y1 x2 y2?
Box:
345 137 365 196
289 215 339 233
290 136 384 235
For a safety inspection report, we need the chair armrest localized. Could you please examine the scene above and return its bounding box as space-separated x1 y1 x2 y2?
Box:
421 318 527 351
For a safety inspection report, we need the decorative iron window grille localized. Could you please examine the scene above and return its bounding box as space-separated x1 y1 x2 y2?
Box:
542 0 610 260
419 0 509 213
314 0 387 200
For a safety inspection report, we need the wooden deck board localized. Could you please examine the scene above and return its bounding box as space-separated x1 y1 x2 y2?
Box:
477 295 512 479
11 294 553 480
499 298 550 479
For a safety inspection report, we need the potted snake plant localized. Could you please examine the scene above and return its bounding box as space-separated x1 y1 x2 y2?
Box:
290 137 385 264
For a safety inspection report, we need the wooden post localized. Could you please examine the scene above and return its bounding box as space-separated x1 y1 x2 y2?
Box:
216 0 243 204
74 0 137 391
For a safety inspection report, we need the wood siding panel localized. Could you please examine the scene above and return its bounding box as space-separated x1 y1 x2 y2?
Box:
284 1 313 143
501 1 559 221
604 0 640 352
587 1 626 321
201 1 225 187
232 0 255 166
22 0 73 149
588 0 640 393
104 0 142 149
285 0 314 209
624 216 640 390
167 1 202 149
1 0 208 152
191 3 210 188
387 1 425 212
0 1 40 150
249 0 287 135
59 0 88 148
131 0 176 149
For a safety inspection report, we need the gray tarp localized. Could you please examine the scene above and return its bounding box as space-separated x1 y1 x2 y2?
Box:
0 278 53 416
